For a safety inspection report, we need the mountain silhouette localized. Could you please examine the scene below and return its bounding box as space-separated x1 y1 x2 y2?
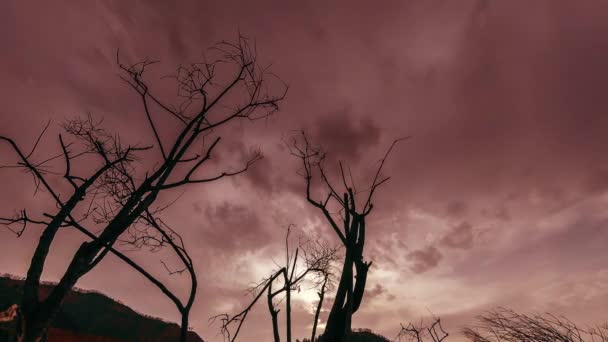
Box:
0 275 203 341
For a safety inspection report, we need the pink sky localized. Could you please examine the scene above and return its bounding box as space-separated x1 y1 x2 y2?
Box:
1 1 608 341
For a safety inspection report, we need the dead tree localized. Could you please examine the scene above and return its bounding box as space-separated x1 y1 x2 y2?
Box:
215 225 338 342
396 318 448 342
287 132 405 342
0 36 286 342
121 210 198 342
463 307 608 342
311 269 331 342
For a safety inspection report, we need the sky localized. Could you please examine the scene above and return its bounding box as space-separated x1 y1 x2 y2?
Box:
1 1 608 341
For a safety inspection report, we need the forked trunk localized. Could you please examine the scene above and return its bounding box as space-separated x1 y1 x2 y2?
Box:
320 216 370 342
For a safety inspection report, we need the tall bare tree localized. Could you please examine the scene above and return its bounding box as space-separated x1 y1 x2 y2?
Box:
0 36 286 342
287 132 405 342
216 225 338 342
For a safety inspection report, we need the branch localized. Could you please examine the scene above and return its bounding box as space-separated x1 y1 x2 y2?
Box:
363 137 408 214
160 145 262 190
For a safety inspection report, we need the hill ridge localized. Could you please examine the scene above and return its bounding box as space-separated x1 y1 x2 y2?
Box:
0 274 203 342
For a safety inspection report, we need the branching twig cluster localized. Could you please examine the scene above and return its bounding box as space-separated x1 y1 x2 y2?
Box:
0 34 286 342
214 225 339 342
286 131 406 341
397 318 448 342
463 307 608 342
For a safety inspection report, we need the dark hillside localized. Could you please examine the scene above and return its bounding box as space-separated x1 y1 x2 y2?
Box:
0 275 203 342
348 329 392 342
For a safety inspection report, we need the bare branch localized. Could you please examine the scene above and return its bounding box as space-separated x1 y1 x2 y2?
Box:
1 34 286 342
463 307 608 342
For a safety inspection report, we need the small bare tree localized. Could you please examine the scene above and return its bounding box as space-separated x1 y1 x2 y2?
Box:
396 318 448 342
215 225 338 342
310 264 332 342
463 307 608 342
0 35 286 342
287 132 405 342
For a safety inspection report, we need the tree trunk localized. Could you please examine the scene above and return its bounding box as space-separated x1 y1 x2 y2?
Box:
321 216 369 342
267 283 281 342
18 241 96 342
180 312 189 342
321 251 353 342
18 313 49 342
270 309 280 342
285 283 292 342
311 277 327 342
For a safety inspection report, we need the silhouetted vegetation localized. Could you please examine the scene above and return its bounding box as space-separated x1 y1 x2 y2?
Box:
287 132 405 342
0 35 286 342
216 225 338 342
463 307 608 342
396 318 448 342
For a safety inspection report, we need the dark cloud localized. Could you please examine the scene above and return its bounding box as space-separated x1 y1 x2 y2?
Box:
365 283 388 301
582 169 608 195
445 200 468 217
201 202 269 251
242 156 275 193
407 246 443 274
312 109 381 163
192 202 203 214
440 222 474 250
493 206 511 222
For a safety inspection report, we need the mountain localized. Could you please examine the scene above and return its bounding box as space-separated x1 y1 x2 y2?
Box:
0 275 203 342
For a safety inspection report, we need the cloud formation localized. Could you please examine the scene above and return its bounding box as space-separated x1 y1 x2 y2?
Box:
407 246 443 274
1 1 608 341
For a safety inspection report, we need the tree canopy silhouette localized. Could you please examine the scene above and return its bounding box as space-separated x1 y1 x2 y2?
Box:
215 225 338 342
287 132 406 342
0 35 286 342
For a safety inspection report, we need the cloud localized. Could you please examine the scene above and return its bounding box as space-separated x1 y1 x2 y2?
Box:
365 283 388 301
312 108 381 163
440 222 474 250
445 200 468 217
407 246 443 274
582 169 608 195
201 201 270 252
3 1 608 340
242 155 276 193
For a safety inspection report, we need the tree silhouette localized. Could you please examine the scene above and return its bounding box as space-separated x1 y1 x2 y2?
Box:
0 35 286 342
396 318 448 342
463 307 608 342
287 132 405 342
215 225 338 342
310 269 331 342
123 210 198 342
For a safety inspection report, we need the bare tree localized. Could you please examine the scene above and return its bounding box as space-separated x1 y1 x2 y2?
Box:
310 265 331 342
287 132 405 342
396 318 448 342
122 210 198 342
215 225 338 342
0 35 286 342
463 307 608 342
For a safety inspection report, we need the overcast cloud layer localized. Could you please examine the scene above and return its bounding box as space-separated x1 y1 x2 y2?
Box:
2 1 608 341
